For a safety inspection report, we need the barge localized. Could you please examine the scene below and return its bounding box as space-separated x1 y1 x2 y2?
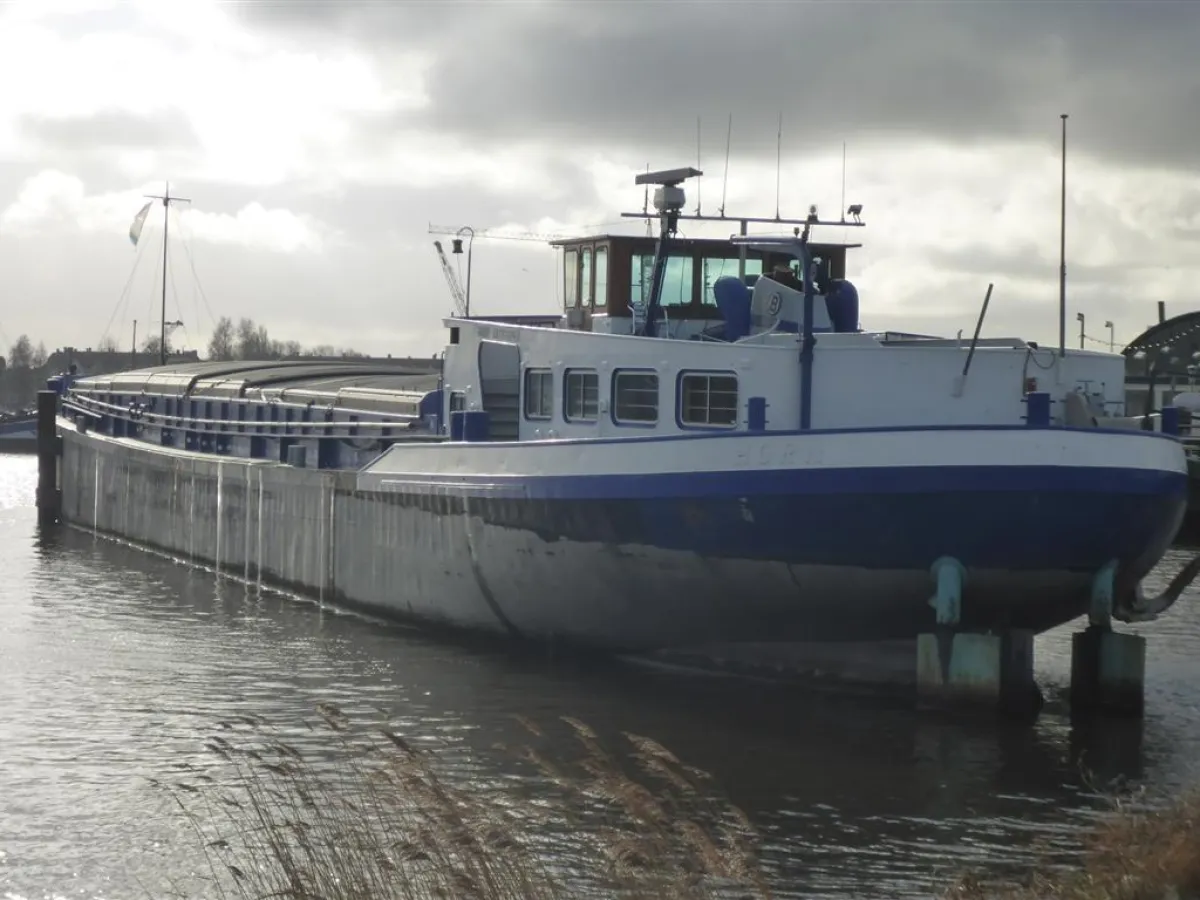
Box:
43 166 1198 709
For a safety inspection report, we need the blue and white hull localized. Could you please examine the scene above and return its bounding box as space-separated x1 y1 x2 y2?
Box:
46 162 1196 659
353 426 1187 650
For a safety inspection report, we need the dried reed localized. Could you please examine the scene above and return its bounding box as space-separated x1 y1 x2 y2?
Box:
943 783 1200 900
155 703 773 900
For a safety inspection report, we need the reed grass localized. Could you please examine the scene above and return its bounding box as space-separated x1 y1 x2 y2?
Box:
156 703 772 899
944 783 1200 900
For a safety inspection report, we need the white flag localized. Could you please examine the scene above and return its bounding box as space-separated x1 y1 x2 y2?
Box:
129 201 152 247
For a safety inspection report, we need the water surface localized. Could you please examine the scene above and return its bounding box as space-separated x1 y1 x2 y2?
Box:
1 453 1199 898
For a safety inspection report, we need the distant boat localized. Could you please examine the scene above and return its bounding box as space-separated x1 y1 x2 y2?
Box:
0 410 37 453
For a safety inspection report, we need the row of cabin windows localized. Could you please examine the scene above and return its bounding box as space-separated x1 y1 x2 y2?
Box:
523 369 738 428
562 248 768 311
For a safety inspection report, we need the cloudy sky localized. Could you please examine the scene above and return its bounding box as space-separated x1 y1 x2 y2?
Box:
1 0 1197 360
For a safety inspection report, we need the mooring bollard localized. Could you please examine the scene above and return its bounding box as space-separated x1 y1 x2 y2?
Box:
1161 405 1181 436
35 389 61 527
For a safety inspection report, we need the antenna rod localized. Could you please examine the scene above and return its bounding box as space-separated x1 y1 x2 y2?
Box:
719 113 732 217
840 141 847 223
775 112 782 220
161 185 169 365
144 181 191 366
1058 114 1068 359
643 163 651 236
696 116 702 215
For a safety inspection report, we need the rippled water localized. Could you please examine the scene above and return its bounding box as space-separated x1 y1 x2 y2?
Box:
2 451 1200 898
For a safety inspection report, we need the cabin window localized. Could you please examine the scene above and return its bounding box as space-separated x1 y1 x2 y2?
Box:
580 247 593 308
612 370 659 424
703 258 764 305
631 254 695 309
564 369 599 422
680 372 739 428
631 254 651 309
449 391 466 413
564 249 579 309
524 368 553 420
594 246 608 309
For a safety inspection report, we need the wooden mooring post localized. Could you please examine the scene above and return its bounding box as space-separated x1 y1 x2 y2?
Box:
35 389 61 527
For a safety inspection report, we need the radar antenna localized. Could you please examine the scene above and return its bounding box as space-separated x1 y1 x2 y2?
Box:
633 166 701 338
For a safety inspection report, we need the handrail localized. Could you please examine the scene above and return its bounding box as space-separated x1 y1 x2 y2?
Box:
66 391 423 425
69 388 426 419
63 393 431 438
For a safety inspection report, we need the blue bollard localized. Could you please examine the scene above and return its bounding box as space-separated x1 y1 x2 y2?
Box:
747 396 767 432
462 410 490 442
1161 405 1180 436
1025 392 1051 427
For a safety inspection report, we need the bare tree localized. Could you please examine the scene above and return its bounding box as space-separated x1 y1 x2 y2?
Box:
8 335 32 369
142 334 169 358
235 318 273 360
207 316 236 361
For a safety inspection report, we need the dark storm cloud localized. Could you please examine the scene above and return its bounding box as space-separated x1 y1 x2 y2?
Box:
237 0 1200 171
17 109 200 155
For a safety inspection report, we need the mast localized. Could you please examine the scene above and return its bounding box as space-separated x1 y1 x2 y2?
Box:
143 182 191 365
1058 114 1068 358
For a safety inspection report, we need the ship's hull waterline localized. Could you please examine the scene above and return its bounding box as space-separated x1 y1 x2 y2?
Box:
59 424 1187 653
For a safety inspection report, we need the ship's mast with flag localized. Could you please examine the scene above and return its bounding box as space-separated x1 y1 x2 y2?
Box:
128 182 190 366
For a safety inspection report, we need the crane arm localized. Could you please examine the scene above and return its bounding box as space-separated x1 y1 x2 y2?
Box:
432 241 467 317
428 223 574 243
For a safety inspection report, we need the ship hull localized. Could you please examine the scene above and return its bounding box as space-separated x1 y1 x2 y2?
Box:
59 424 1187 652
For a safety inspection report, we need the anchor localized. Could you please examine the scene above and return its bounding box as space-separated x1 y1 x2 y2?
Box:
1111 553 1200 624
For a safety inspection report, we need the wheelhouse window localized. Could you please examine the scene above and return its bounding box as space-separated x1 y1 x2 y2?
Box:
594 246 609 309
580 247 593 308
630 254 694 308
563 250 579 310
702 258 764 305
613 370 658 424
524 368 553 420
564 369 599 422
680 372 738 428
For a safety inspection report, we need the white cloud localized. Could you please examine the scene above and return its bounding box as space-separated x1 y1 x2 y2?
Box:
0 170 326 253
0 1 428 187
179 203 326 254
0 169 87 228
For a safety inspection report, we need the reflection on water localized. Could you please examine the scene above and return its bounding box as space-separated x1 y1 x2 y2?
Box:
1 453 1200 898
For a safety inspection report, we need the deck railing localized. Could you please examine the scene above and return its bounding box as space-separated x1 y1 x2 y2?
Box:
61 389 444 444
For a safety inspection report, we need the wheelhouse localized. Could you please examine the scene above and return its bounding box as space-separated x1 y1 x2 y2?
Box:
554 234 858 340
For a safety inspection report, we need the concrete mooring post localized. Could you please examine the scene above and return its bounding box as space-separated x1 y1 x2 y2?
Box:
916 629 1040 715
915 557 1042 715
1069 626 1146 717
1069 560 1146 717
35 389 61 528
